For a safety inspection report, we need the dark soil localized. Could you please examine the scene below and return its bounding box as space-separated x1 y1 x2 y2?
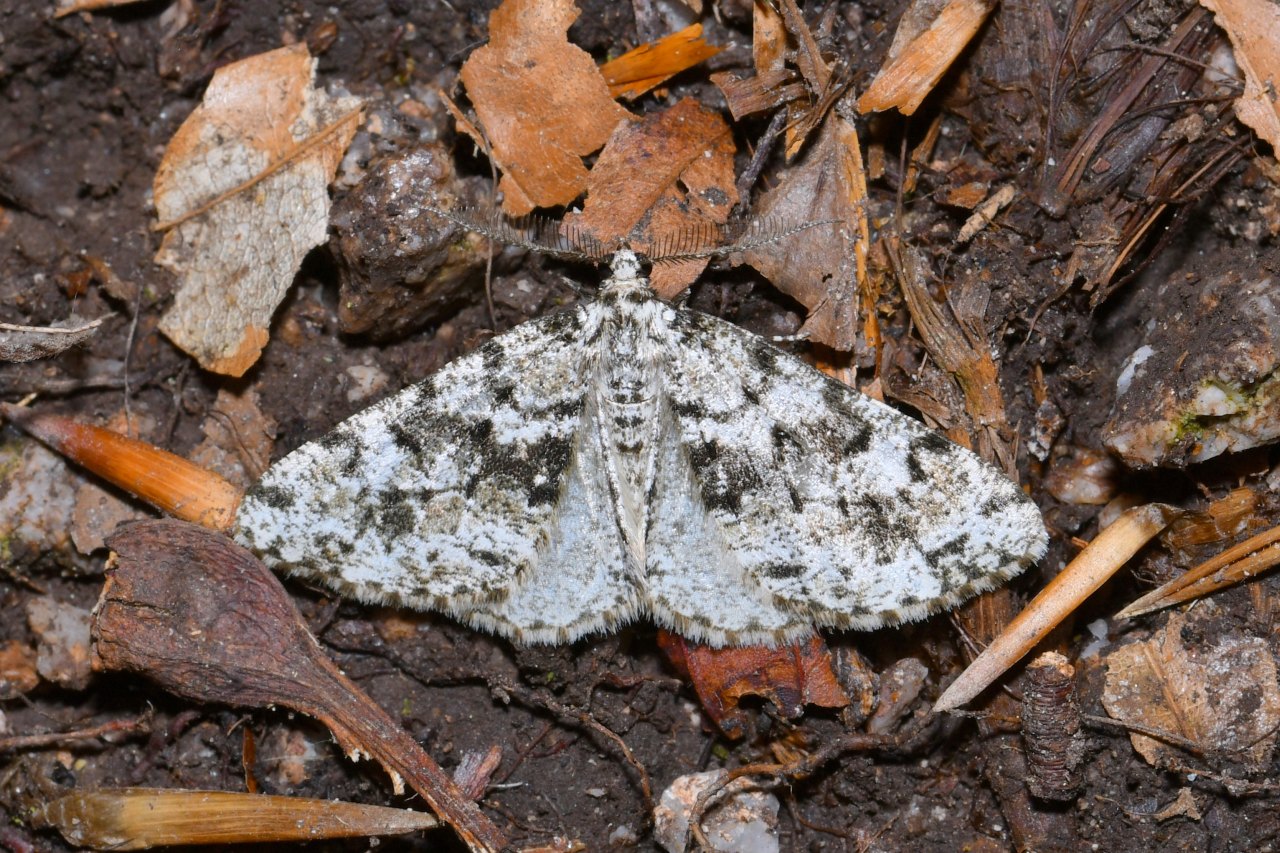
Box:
3 1 1280 851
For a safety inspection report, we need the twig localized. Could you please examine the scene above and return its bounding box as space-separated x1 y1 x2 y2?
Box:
0 714 151 754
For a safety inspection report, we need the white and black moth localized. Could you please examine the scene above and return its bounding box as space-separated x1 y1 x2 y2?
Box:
234 215 1047 647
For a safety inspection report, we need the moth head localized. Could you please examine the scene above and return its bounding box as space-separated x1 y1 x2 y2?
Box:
609 249 645 281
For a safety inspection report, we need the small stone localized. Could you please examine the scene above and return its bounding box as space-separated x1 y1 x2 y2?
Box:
26 598 93 691
653 770 780 853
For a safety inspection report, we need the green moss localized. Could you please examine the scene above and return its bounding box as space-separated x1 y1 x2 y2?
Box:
1171 410 1206 442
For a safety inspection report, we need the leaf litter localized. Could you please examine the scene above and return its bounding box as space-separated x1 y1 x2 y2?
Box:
153 43 362 377
11 0 1280 848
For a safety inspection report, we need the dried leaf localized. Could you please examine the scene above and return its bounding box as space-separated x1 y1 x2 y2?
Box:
600 24 722 100
743 116 867 351
0 317 104 363
458 0 630 214
1151 788 1203 822
658 632 849 740
858 0 997 116
567 98 737 298
1102 610 1280 773
188 388 276 490
153 44 362 376
1200 0 1280 153
709 2 798 122
752 0 788 81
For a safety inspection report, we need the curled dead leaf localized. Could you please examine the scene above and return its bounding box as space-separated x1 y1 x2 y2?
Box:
658 632 849 740
743 116 868 351
0 317 105 363
154 44 362 377
1200 0 1280 154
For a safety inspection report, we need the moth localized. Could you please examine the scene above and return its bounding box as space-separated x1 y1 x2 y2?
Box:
234 212 1047 647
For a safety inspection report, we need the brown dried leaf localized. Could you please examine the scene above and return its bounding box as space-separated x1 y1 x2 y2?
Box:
567 97 737 298
745 116 868 351
1102 610 1280 773
0 317 104 363
857 0 996 116
753 0 788 81
1201 0 1280 153
658 632 849 740
458 0 630 215
154 44 362 377
188 388 276 490
599 24 722 100
1151 788 1203 822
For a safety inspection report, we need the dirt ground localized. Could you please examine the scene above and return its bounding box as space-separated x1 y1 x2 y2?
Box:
3 0 1280 850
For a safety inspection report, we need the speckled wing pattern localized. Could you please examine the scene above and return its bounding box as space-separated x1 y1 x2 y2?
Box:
647 309 1046 644
234 251 1047 647
234 310 643 641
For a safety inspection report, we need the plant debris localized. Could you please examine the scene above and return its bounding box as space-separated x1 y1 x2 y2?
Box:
0 318 105 363
35 788 439 849
1200 0 1280 153
1102 609 1280 775
153 44 362 377
567 96 736 297
858 0 997 116
455 0 630 214
599 24 722 100
657 633 850 740
7 0 1280 847
94 519 506 852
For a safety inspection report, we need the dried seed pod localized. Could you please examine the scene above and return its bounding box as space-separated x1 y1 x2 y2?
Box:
1022 651 1084 801
0 403 241 531
38 788 439 850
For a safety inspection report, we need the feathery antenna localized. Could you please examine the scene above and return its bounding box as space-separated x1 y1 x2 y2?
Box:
423 203 838 266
